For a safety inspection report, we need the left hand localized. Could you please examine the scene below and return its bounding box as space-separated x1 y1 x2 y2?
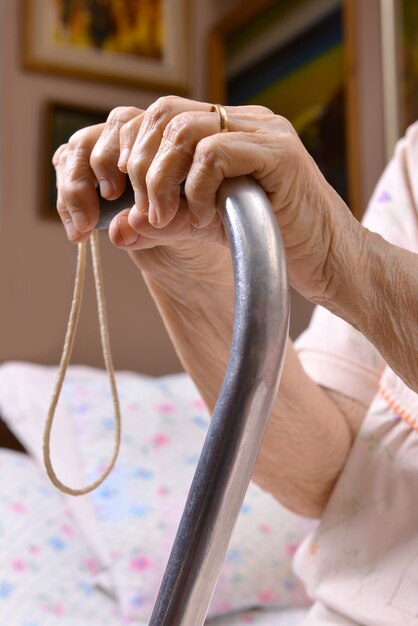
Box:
53 97 275 251
53 95 359 304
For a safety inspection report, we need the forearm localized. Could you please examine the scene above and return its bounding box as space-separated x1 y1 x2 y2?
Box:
131 246 355 517
324 223 418 392
131 245 236 404
252 342 355 517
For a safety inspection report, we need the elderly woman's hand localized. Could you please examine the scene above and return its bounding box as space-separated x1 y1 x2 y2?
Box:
53 96 361 305
53 96 369 518
54 95 418 395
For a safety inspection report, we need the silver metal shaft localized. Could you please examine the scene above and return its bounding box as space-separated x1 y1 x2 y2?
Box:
149 176 289 625
98 175 290 625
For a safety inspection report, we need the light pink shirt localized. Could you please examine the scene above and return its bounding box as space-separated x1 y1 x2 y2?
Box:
293 124 418 624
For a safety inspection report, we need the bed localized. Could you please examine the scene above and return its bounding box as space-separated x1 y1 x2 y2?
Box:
0 361 314 626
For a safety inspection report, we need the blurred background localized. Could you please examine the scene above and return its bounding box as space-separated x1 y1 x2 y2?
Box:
0 0 415 375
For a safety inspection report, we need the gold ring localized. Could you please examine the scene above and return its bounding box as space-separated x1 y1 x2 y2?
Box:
210 104 229 133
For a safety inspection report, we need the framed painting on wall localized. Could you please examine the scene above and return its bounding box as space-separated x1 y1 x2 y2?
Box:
380 0 418 159
209 0 361 218
398 1 418 130
41 101 109 220
22 0 189 93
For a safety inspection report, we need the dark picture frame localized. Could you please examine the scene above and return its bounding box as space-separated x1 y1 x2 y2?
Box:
41 101 109 220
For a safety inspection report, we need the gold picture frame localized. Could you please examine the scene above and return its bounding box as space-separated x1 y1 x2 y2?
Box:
22 0 189 93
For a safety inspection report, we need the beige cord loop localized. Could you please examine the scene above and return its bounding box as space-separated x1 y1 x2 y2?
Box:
43 229 121 496
210 104 229 133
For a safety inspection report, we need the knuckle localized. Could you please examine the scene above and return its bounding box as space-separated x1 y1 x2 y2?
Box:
281 129 300 155
145 159 168 189
163 112 194 149
56 200 69 221
58 181 76 203
144 164 153 187
278 131 304 170
67 126 91 149
89 143 116 172
275 114 297 135
89 148 103 171
187 138 223 207
258 105 274 115
107 105 141 127
147 99 168 119
195 136 219 169
251 105 274 116
152 95 179 112
120 117 140 144
59 178 92 205
67 123 105 156
146 95 178 129
52 144 67 167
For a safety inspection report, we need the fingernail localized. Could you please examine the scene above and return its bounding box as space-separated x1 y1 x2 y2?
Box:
148 204 160 227
71 209 90 231
99 178 113 198
134 189 148 214
190 213 200 227
128 205 142 224
118 148 130 170
118 217 139 246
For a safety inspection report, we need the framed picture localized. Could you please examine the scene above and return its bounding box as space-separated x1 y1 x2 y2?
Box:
41 102 109 220
380 0 418 160
209 0 361 218
22 0 189 93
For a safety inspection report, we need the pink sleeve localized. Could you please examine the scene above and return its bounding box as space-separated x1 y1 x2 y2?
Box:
295 122 418 405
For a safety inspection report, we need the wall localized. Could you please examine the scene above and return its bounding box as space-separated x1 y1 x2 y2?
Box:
0 0 386 376
356 0 387 208
0 0 190 375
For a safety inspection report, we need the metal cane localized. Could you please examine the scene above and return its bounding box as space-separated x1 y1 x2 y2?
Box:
98 175 289 626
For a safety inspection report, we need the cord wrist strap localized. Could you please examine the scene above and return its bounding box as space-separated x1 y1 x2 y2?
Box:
43 230 121 496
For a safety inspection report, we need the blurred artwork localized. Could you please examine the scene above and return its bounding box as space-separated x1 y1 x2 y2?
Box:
225 0 348 203
23 0 188 90
51 0 163 59
399 0 418 132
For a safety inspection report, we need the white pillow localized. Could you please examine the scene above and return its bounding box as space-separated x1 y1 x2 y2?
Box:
0 362 315 621
0 448 126 626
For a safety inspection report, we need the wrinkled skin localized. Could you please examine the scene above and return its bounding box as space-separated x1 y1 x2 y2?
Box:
53 97 359 304
53 96 418 515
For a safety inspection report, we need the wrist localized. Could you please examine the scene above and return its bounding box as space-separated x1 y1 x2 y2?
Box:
321 211 371 312
129 241 233 287
134 245 235 410
324 221 418 391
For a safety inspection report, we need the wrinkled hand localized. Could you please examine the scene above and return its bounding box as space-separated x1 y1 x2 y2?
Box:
53 95 358 302
53 97 371 515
